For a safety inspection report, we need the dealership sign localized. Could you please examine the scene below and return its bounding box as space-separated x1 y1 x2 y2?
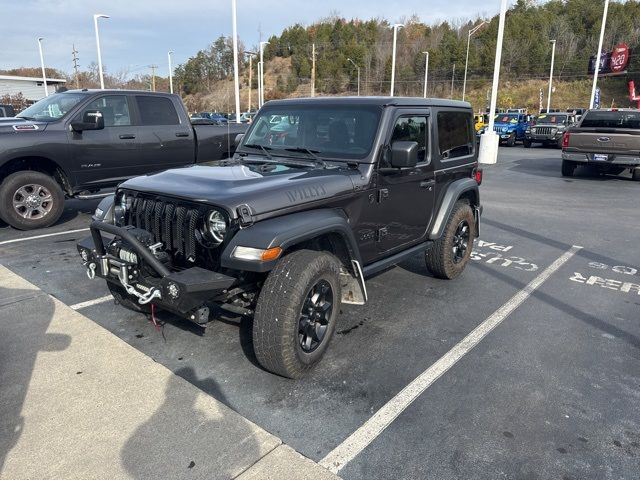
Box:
588 43 631 76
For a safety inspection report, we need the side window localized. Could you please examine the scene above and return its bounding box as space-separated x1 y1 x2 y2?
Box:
437 111 473 159
390 116 428 162
82 95 131 127
136 96 180 126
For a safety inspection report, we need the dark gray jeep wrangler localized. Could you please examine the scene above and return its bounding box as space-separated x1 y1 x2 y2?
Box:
77 97 482 378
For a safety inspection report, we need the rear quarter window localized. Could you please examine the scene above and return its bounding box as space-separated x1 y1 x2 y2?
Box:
136 96 180 126
437 111 474 159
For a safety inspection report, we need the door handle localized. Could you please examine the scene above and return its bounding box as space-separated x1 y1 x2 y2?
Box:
119 134 136 139
175 132 190 137
420 180 436 189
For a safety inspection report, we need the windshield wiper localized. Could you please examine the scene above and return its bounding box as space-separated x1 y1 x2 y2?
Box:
284 147 327 168
242 143 273 159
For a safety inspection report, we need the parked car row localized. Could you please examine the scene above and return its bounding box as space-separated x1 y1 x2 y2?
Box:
190 111 257 125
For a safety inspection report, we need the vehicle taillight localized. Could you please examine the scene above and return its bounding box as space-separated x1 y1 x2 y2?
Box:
473 168 483 185
562 132 570 149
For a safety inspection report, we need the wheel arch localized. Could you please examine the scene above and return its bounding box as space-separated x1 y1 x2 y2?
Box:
0 156 72 195
429 178 480 240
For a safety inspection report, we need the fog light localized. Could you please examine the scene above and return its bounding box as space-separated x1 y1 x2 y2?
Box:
232 246 283 262
167 282 180 300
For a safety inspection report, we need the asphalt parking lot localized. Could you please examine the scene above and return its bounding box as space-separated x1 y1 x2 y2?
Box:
1 146 639 480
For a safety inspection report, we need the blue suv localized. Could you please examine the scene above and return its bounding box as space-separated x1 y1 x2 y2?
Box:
482 113 530 147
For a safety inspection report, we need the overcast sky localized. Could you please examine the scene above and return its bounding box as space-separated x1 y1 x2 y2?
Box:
3 0 517 78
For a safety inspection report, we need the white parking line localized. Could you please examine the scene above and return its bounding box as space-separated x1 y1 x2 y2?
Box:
0 228 90 247
70 295 113 310
320 245 583 474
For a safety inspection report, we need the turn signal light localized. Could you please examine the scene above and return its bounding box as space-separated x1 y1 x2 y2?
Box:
562 132 570 149
261 247 283 262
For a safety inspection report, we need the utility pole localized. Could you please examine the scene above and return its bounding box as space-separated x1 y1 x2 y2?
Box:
231 0 241 123
422 51 429 98
149 65 157 92
246 53 256 111
547 39 556 113
311 43 316 97
168 51 174 94
93 14 109 89
390 24 403 96
37 37 48 97
463 21 487 101
451 63 456 99
590 0 610 109
259 41 269 107
72 44 80 89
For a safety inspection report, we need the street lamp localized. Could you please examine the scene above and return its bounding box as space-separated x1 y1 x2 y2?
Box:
547 39 556 113
37 37 48 97
463 21 487 101
422 51 429 98
245 52 256 112
590 0 610 109
231 0 241 123
167 50 174 94
390 23 404 96
259 41 269 107
93 14 109 89
347 58 360 96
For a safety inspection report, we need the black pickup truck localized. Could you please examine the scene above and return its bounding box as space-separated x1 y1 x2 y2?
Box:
0 90 246 230
78 96 482 378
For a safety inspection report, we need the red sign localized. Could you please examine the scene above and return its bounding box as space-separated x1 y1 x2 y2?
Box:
610 43 630 73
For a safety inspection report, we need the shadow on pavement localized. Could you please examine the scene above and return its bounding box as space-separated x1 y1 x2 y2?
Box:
508 158 634 181
0 284 71 472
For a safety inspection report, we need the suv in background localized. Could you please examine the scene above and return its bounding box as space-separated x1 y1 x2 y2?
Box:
562 108 640 180
78 97 482 378
524 112 576 148
480 112 530 147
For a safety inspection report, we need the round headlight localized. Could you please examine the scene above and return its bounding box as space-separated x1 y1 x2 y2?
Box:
206 210 227 244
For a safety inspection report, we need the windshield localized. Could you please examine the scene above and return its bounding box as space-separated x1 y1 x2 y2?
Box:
17 93 85 122
495 114 519 124
580 110 640 129
241 104 382 160
536 114 567 125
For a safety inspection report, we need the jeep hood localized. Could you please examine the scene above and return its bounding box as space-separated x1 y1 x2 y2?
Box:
120 162 356 218
0 117 49 134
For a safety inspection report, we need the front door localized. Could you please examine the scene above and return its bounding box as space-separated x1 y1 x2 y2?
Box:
376 112 436 254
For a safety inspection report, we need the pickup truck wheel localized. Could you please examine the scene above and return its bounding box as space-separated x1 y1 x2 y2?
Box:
253 250 341 379
561 160 576 177
523 139 532 148
506 133 516 147
107 282 152 314
425 201 476 280
0 171 64 230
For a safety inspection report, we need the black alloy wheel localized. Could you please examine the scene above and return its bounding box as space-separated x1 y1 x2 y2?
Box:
298 280 333 353
452 220 471 264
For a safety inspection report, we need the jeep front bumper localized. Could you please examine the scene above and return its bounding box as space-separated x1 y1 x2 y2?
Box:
77 221 236 323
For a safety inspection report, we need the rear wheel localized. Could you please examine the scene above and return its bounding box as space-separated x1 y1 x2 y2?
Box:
0 171 65 230
523 139 532 148
107 282 152 314
633 168 640 181
425 200 476 280
561 160 576 177
253 250 342 378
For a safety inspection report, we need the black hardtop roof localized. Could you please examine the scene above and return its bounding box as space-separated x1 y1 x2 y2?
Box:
263 96 472 109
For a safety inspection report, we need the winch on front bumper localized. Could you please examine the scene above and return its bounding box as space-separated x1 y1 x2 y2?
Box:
77 221 236 324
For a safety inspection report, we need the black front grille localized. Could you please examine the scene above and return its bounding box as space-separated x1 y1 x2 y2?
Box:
534 126 554 135
126 197 202 262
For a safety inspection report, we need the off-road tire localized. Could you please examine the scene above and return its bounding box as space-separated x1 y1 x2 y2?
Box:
506 133 516 147
253 249 342 379
523 138 532 148
0 171 65 230
561 160 576 177
632 168 640 181
425 200 476 280
107 282 152 314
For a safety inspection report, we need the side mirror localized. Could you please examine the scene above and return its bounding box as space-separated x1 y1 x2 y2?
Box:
390 141 419 168
71 110 105 132
234 133 244 147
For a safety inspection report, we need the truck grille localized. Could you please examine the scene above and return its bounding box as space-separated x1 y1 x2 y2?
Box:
534 126 554 135
126 197 201 262
493 126 503 133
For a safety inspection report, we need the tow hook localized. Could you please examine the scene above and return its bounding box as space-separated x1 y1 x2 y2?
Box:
87 262 96 279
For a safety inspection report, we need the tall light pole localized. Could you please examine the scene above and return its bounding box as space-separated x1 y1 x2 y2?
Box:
347 58 360 96
590 0 610 109
259 41 269 107
93 14 109 89
463 21 487 101
479 0 508 165
37 37 48 97
451 63 456 98
547 39 556 113
390 23 404 96
231 0 241 123
168 50 174 94
422 51 429 98
246 52 256 112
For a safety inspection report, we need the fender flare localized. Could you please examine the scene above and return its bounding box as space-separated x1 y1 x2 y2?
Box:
93 195 115 224
221 208 361 273
429 178 479 240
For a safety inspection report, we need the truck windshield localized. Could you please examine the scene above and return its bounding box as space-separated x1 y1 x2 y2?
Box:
240 104 382 160
17 93 85 122
495 114 519 124
580 110 640 129
536 114 567 125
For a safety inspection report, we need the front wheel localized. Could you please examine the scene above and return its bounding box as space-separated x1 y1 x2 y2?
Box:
253 250 342 378
632 168 640 181
425 200 477 280
0 171 65 230
561 160 576 177
523 139 532 148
